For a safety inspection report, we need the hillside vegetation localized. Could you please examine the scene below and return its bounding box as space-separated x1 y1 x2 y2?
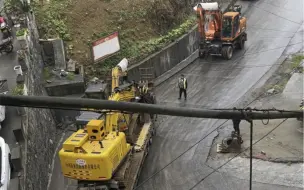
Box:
34 0 196 77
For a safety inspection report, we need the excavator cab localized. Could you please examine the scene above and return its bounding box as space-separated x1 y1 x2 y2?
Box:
222 16 232 38
221 12 241 40
84 79 109 100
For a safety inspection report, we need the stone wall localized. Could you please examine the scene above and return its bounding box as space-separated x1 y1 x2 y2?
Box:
22 12 58 190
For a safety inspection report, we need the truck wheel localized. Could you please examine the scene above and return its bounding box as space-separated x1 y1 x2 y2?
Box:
5 44 13 53
149 137 153 145
9 153 14 175
199 51 205 58
239 38 245 50
222 46 233 60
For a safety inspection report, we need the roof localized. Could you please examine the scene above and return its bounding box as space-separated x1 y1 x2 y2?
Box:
85 81 108 93
76 111 103 126
193 2 219 11
224 12 240 17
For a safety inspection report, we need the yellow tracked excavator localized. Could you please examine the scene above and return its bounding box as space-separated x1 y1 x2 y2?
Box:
59 58 156 190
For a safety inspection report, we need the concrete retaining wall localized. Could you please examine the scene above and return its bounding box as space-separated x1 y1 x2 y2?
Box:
128 26 199 82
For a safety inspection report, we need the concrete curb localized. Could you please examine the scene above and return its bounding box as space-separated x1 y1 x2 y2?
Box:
248 156 304 164
154 50 199 87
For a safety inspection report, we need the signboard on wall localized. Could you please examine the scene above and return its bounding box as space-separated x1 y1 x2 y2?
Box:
92 32 120 63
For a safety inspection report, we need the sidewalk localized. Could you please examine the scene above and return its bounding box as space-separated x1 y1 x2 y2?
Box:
0 21 24 190
207 72 303 189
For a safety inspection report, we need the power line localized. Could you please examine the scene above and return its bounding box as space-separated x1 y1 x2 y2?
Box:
257 0 303 13
193 42 303 68
251 4 302 25
231 42 302 62
134 119 229 189
0 94 301 190
247 26 298 33
136 6 303 186
134 45 302 188
145 38 296 64
0 95 301 120
134 99 297 189
146 28 302 66
188 118 288 190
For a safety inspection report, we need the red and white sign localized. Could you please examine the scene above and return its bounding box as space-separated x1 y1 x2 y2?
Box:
92 32 120 62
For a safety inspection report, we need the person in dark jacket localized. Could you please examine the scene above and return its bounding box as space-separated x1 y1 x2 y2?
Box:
177 74 187 100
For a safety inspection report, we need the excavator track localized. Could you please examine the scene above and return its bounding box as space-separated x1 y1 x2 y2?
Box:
113 120 153 190
72 116 153 190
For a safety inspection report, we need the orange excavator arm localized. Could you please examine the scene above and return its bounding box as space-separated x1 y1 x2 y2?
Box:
196 3 223 40
196 5 206 40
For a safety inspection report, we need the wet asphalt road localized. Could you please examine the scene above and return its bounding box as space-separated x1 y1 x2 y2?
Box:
138 0 303 190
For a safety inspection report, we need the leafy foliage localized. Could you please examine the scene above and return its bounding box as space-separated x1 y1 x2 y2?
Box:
16 28 27 37
17 50 26 61
33 0 72 40
34 0 197 78
4 0 29 14
67 73 75 80
43 67 52 80
12 84 24 95
291 55 304 69
90 16 196 76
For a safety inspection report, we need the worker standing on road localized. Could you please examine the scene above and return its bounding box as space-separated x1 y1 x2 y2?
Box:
177 74 187 100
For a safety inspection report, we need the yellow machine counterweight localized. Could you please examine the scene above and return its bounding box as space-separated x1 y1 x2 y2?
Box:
59 120 131 181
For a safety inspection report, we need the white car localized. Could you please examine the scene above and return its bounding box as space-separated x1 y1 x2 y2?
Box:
0 137 11 190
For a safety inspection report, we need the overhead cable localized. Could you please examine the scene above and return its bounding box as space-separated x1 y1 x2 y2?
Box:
187 118 288 190
0 95 302 120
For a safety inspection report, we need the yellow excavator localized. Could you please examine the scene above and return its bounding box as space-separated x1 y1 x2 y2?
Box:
59 58 156 190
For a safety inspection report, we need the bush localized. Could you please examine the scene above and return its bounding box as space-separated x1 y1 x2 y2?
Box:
16 28 27 37
17 50 26 61
33 0 71 40
12 84 24 95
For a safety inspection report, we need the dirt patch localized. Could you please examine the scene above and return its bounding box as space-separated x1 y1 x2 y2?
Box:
34 0 197 78
260 53 304 96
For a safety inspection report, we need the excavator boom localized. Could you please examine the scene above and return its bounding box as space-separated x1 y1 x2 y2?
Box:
195 2 222 41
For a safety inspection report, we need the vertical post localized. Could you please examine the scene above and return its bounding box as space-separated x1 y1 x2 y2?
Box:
232 118 241 136
249 121 253 190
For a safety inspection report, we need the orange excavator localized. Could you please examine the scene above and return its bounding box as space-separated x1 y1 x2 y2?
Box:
194 2 247 60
